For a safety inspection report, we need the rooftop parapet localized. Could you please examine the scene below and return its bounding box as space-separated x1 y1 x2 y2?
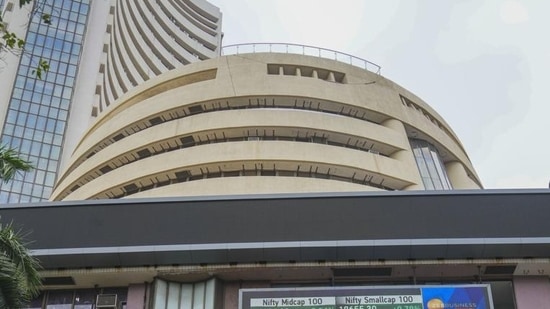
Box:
222 43 381 74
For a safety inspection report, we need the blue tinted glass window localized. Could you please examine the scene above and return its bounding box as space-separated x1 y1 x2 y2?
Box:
0 0 91 203
410 139 452 190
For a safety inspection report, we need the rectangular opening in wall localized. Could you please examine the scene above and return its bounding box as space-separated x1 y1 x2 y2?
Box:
112 133 125 141
315 173 330 179
283 65 297 76
311 136 327 144
136 148 152 158
243 170 257 176
223 171 240 177
206 172 221 178
484 265 517 275
260 170 276 176
333 71 346 83
42 277 75 286
188 105 203 114
99 165 113 174
149 116 163 125
180 135 195 147
175 170 191 181
333 267 392 277
278 171 295 177
267 64 280 75
316 69 329 80
300 66 314 77
189 174 204 181
123 183 139 194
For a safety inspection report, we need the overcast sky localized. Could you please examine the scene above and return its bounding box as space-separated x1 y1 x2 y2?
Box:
209 0 549 189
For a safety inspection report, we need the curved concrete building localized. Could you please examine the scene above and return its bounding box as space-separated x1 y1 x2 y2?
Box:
95 0 222 113
51 48 481 201
0 0 223 203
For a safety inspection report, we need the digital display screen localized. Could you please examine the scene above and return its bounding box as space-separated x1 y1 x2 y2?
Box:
240 285 493 309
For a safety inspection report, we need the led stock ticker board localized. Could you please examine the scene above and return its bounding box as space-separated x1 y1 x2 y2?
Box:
240 285 493 309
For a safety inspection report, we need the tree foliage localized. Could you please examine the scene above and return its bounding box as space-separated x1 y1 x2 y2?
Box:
0 222 42 308
0 0 50 78
0 144 33 183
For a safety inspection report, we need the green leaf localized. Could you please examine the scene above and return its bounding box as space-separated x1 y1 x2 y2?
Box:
2 32 17 49
31 58 49 79
19 0 32 8
42 13 52 25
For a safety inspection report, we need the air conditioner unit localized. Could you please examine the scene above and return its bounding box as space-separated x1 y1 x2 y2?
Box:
96 294 117 308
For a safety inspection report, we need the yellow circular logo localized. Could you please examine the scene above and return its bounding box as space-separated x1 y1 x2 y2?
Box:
427 298 444 309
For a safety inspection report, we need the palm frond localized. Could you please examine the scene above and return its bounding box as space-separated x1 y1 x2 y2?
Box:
0 252 29 308
0 223 42 300
0 144 33 183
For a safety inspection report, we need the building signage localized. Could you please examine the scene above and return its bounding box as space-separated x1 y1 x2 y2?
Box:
240 285 493 309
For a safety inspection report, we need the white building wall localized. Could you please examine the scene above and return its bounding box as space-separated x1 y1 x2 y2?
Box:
59 0 111 172
51 53 482 201
0 0 32 136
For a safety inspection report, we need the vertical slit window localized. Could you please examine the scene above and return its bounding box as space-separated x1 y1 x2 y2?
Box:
410 139 452 190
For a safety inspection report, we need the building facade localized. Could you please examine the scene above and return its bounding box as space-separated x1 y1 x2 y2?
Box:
0 0 92 203
9 1 550 309
0 0 222 203
50 47 481 201
2 190 550 309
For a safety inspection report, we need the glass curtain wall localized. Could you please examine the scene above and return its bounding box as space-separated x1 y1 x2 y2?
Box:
0 0 90 203
410 139 452 190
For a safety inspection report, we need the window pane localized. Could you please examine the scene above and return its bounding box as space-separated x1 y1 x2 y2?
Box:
410 139 452 190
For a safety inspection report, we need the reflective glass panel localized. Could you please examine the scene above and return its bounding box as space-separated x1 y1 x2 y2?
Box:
410 139 452 190
0 0 91 203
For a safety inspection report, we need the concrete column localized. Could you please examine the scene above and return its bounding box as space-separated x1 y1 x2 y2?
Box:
127 283 147 309
223 282 240 309
278 66 284 75
295 67 301 77
381 119 423 190
445 161 480 189
514 276 550 309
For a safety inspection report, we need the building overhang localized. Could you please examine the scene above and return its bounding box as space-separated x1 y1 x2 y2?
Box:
1 190 550 270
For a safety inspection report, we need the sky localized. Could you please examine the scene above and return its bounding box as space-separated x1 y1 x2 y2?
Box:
209 0 550 189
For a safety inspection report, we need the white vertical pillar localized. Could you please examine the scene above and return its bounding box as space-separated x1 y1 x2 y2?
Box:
153 279 168 309
382 118 423 190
